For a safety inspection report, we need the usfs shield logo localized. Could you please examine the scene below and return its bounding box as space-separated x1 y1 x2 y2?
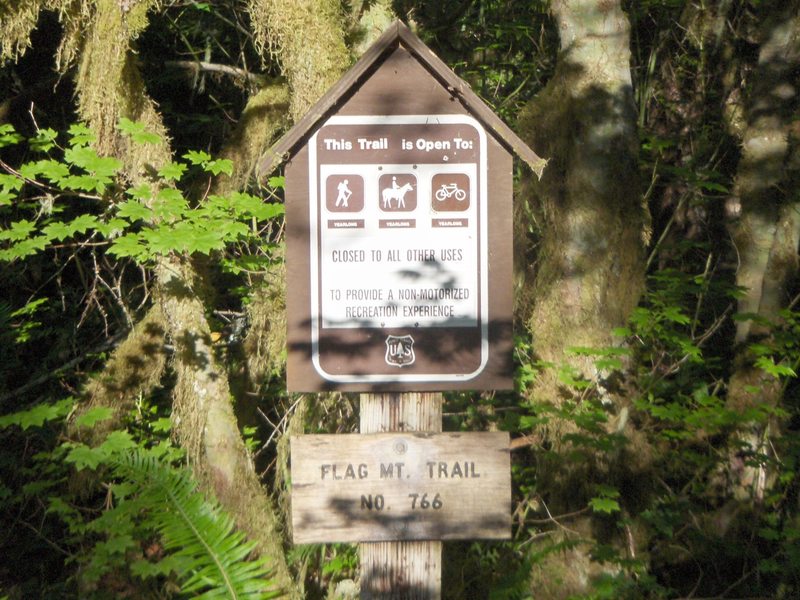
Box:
385 335 415 367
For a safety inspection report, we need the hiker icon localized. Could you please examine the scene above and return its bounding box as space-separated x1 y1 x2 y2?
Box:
336 179 352 207
326 175 364 212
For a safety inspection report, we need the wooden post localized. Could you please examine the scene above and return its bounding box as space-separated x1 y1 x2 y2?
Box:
359 392 442 599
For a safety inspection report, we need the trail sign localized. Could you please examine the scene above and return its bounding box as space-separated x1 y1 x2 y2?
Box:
291 432 510 544
310 115 488 386
259 21 545 596
262 21 545 393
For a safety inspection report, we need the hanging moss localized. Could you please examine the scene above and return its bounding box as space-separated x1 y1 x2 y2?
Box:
243 253 287 386
0 0 44 61
72 0 171 176
247 0 350 120
212 83 290 196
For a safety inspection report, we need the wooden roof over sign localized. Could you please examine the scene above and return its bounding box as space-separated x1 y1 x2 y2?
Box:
257 20 546 178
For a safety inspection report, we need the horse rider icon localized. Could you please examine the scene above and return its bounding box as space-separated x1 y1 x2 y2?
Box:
335 179 353 207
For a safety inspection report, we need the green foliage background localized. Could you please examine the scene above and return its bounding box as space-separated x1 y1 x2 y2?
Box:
1 1 799 599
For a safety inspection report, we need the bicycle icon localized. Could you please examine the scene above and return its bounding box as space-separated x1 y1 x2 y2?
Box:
435 183 467 202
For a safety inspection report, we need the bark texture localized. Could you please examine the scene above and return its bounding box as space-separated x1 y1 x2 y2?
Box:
726 2 800 500
515 2 651 596
60 2 298 592
517 0 649 407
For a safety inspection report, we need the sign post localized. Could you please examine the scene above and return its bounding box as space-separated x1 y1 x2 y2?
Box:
259 20 544 599
359 393 442 598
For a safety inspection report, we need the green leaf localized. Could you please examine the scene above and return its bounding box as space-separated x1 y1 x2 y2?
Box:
37 159 71 183
267 175 285 189
95 217 129 238
185 228 224 254
68 122 95 146
0 123 23 148
141 227 183 255
183 150 211 165
151 418 172 434
154 187 187 220
158 161 187 181
127 183 153 201
70 214 99 234
73 407 115 428
694 180 728 193
0 173 23 192
99 431 137 454
63 146 122 191
2 235 49 260
661 306 690 325
42 221 75 242
117 200 152 221
65 444 104 471
229 192 285 221
213 219 249 240
589 496 620 514
0 398 73 430
29 128 58 152
108 233 147 260
204 158 233 176
595 484 620 498
118 117 161 144
754 356 796 378
0 219 37 242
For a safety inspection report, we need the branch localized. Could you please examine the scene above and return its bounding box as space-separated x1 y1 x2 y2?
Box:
165 60 269 87
0 331 126 405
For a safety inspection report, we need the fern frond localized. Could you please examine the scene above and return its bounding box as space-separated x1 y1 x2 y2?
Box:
114 450 280 599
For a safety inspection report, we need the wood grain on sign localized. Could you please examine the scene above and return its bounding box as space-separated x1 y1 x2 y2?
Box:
290 432 510 544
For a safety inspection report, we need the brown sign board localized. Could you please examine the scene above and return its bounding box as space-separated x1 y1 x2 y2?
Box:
261 21 545 392
290 432 511 544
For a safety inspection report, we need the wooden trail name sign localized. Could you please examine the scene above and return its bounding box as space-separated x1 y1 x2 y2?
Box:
291 432 510 544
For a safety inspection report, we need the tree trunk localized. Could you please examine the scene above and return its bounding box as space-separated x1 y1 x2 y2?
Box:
62 1 299 593
726 3 800 501
517 0 649 409
157 257 295 595
515 2 650 597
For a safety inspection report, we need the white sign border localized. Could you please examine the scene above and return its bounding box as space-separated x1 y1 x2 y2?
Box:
308 115 489 384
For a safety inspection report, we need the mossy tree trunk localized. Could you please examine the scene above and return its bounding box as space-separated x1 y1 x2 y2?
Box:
517 0 649 406
726 2 800 501
18 0 301 593
515 1 651 597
